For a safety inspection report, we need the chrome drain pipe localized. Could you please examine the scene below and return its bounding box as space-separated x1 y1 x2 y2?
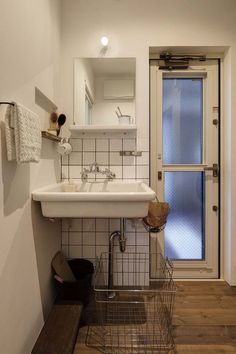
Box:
108 218 126 297
119 218 126 253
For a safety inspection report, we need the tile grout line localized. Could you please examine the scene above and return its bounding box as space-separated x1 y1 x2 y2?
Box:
121 138 124 180
95 138 97 182
94 219 97 258
81 217 84 258
108 138 111 169
67 220 70 258
135 137 137 180
67 153 70 180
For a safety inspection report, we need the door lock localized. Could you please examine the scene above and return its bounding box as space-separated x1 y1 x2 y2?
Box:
158 171 162 181
204 163 219 177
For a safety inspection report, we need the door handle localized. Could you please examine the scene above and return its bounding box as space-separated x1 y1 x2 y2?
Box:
204 164 219 177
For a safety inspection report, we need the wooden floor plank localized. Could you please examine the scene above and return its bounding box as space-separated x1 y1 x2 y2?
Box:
174 309 236 325
173 344 236 354
74 281 236 354
175 282 236 295
175 295 236 309
174 325 236 345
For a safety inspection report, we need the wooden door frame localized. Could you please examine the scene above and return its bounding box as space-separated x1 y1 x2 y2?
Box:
150 60 220 279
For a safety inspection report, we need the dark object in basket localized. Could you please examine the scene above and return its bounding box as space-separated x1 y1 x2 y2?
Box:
52 251 94 306
143 200 170 233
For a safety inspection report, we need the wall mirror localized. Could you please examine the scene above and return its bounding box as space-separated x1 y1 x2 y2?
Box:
74 58 136 126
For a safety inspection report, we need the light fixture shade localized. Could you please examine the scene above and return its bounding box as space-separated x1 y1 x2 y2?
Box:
101 36 109 46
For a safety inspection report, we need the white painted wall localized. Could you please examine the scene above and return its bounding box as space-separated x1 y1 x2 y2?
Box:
0 0 62 353
61 0 236 284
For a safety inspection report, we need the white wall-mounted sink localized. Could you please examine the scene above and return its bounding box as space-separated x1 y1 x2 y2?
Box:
32 181 155 218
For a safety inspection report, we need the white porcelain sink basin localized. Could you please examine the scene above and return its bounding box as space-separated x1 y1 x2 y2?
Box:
32 181 155 218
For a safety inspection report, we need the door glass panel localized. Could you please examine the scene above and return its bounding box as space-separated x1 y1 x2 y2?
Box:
164 171 205 260
163 78 203 164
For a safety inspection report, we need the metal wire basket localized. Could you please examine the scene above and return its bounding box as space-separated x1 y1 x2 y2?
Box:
86 252 176 354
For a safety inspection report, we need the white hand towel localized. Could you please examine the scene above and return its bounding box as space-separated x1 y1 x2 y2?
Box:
14 102 42 163
4 104 16 161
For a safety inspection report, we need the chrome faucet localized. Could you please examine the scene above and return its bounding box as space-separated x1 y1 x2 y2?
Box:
81 162 116 182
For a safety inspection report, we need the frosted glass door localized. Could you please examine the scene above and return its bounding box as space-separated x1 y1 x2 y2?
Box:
150 61 219 278
163 78 204 261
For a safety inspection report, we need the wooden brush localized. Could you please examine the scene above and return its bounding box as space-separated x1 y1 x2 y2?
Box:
57 114 66 135
49 111 58 129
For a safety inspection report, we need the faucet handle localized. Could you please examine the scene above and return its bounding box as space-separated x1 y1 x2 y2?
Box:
90 161 100 172
81 168 88 182
105 168 116 180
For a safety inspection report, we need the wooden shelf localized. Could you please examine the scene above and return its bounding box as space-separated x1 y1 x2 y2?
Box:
42 131 62 142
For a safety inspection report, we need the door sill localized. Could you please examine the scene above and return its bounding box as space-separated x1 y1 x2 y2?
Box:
168 278 224 282
150 278 224 282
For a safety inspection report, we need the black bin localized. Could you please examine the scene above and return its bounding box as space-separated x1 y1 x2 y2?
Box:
54 256 94 306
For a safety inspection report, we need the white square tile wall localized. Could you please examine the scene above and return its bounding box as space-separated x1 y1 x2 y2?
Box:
61 137 150 263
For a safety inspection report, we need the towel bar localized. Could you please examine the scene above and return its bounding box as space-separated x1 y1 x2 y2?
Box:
0 102 14 106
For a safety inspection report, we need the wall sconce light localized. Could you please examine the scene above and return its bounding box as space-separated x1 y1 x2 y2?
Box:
101 36 109 47
100 36 109 56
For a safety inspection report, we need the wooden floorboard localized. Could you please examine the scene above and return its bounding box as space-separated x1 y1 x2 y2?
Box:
174 325 236 344
173 282 236 353
174 344 236 353
74 281 236 354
